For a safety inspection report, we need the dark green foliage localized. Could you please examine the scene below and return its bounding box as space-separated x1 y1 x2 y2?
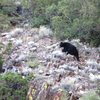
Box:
0 0 26 31
0 41 13 73
0 56 4 73
31 0 60 27
5 41 13 54
0 43 4 73
51 16 68 40
32 16 47 28
0 72 32 100
0 2 16 31
31 0 100 47
0 0 100 46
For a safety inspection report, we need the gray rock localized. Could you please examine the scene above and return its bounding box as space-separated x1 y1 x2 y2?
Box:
15 54 27 62
46 43 59 50
59 64 78 71
21 67 32 76
1 32 9 37
28 41 38 47
89 73 100 81
52 50 65 59
29 47 37 52
10 28 23 37
39 26 53 38
54 68 66 76
13 39 23 46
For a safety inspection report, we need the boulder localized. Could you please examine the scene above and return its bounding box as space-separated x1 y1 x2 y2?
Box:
39 26 53 38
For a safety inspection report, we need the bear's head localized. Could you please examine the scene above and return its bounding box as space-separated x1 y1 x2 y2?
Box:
60 42 65 47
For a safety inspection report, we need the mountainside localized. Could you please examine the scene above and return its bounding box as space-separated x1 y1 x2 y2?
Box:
0 27 100 100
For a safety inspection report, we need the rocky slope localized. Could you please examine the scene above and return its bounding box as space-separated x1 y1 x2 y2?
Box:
0 27 100 100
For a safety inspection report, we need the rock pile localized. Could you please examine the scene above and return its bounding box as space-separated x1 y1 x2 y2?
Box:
0 26 100 99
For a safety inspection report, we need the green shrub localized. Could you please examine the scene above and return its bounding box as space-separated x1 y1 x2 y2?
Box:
32 16 47 28
79 91 100 100
0 41 13 73
0 56 4 73
45 4 58 23
31 0 60 27
0 13 10 31
31 0 100 47
0 72 33 100
5 41 13 54
51 16 68 40
0 0 28 31
0 43 4 73
27 59 40 68
97 80 100 96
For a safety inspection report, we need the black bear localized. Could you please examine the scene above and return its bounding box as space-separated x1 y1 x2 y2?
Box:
60 42 80 61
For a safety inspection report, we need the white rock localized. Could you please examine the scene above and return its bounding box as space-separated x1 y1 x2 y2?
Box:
30 28 39 34
28 41 35 46
29 47 37 51
55 68 66 75
15 1 21 5
61 77 76 85
52 50 64 58
22 67 32 73
89 73 100 81
39 70 44 74
59 64 68 69
16 54 27 61
10 28 23 37
39 26 53 38
5 34 12 38
13 39 23 46
71 39 80 43
86 59 98 65
11 28 23 34
28 41 38 48
8 38 15 41
46 43 59 50
1 32 9 37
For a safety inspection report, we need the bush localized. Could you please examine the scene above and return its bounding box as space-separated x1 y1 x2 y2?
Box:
79 91 100 100
0 0 29 31
27 59 40 69
32 16 47 28
45 4 58 23
51 16 68 40
0 72 33 100
0 56 4 73
5 41 13 54
31 0 100 47
0 43 4 73
31 0 60 27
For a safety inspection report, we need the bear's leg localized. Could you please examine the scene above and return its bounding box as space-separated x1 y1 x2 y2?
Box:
62 48 69 55
74 54 80 61
62 48 66 52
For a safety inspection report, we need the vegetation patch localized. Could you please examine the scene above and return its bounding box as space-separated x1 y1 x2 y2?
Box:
0 72 34 100
79 91 100 100
27 59 40 69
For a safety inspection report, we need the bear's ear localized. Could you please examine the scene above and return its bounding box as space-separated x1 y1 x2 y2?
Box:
60 42 62 44
60 41 64 47
60 41 63 44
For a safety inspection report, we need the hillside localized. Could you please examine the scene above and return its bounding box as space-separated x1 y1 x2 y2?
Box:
0 0 100 100
0 27 100 100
